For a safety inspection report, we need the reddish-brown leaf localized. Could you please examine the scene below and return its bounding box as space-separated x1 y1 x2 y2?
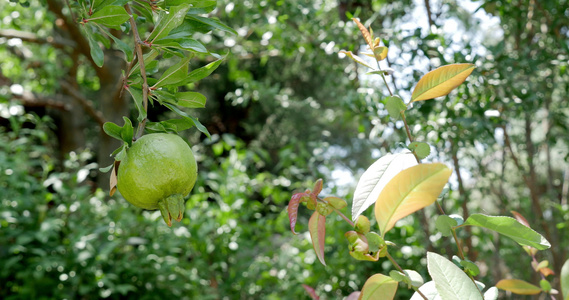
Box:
312 178 323 195
288 193 305 234
309 211 327 266
511 210 531 228
352 18 373 49
540 267 555 277
302 284 320 300
109 160 120 196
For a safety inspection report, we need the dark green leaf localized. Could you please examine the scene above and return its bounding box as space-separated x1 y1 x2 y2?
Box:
175 91 206 108
120 117 133 146
179 56 225 85
153 38 208 53
153 56 191 88
126 88 145 122
185 16 237 35
84 27 105 67
147 4 192 43
89 6 130 27
103 122 122 141
163 103 210 137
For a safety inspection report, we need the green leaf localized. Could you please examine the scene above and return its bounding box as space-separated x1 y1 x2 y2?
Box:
120 116 133 146
129 50 159 77
339 50 375 69
427 252 483 300
99 163 114 173
106 30 133 62
153 56 191 88
308 211 326 266
316 202 333 217
355 216 371 234
175 91 206 108
126 87 146 122
185 15 237 35
385 96 406 121
540 279 551 293
561 259 569 300
147 4 192 43
352 152 418 222
145 119 197 134
408 142 431 159
153 38 208 53
411 64 476 102
103 122 122 140
324 196 347 210
460 259 480 276
462 214 551 250
89 6 130 27
359 274 398 300
435 215 458 237
84 27 105 67
179 56 226 85
495 279 542 295
163 103 210 137
364 232 383 253
375 163 452 237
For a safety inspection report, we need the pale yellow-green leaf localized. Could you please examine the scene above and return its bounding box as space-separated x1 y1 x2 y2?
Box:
358 274 398 300
340 50 375 69
496 279 542 295
411 64 475 102
374 163 452 236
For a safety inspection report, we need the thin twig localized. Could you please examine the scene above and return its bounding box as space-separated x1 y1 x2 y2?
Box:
451 228 484 298
332 208 354 227
125 4 149 140
386 251 429 300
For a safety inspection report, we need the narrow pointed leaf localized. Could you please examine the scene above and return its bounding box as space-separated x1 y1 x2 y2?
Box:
175 92 206 108
462 214 551 250
147 4 192 42
103 122 122 141
154 56 191 88
126 87 146 122
340 50 375 69
359 274 398 300
510 210 531 228
411 64 475 102
352 152 417 222
427 252 483 300
179 56 226 85
288 193 303 235
163 103 211 137
561 259 569 300
89 6 130 27
352 18 373 49
84 27 104 67
374 163 452 236
186 16 237 35
308 211 326 266
495 279 541 295
302 284 320 300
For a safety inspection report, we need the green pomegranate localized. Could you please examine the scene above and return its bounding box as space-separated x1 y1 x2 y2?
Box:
117 133 197 226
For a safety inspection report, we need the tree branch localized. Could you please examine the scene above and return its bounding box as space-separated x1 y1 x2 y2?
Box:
60 81 106 127
45 0 111 79
0 29 75 49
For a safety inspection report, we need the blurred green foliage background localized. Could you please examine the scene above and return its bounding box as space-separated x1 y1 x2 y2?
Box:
1 0 569 299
